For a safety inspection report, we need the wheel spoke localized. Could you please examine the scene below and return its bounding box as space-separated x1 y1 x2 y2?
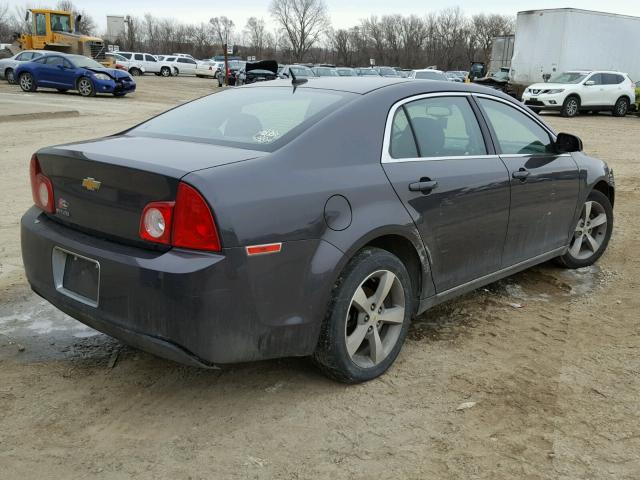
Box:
369 328 384 364
583 201 592 222
346 324 368 357
590 213 607 228
351 286 369 313
585 233 599 252
379 306 404 325
372 271 394 307
569 234 584 257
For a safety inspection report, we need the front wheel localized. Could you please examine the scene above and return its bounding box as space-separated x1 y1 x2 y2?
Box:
613 97 629 117
19 72 36 92
557 190 613 269
561 96 580 117
77 77 95 97
313 247 413 383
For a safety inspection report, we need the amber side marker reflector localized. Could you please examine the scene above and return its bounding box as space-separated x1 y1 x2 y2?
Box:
246 243 282 256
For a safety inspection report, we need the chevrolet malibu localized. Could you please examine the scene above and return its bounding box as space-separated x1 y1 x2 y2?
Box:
21 78 614 383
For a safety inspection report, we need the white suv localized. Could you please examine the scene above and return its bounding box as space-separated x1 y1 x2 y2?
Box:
118 52 177 77
522 70 636 117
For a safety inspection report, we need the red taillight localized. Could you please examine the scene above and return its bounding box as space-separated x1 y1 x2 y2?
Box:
30 154 54 213
227 68 231 76
172 183 221 251
139 182 221 252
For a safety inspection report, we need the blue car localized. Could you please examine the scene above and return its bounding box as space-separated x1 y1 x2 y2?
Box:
15 53 136 97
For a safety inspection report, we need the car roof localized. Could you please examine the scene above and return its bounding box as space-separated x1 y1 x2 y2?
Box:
241 77 515 96
414 68 445 74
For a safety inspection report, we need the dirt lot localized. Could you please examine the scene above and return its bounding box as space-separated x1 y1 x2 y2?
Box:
0 76 639 479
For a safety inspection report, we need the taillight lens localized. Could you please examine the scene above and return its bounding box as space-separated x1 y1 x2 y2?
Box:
30 154 54 213
139 182 221 252
139 201 174 245
172 183 221 251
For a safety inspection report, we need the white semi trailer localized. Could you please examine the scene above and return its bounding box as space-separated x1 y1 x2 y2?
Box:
510 8 640 90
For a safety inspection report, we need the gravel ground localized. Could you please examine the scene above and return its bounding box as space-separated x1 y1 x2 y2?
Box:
0 76 638 479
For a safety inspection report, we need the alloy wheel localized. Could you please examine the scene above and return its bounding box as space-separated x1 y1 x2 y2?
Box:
566 99 579 116
78 78 92 96
616 100 628 116
344 270 405 368
20 73 32 91
568 200 608 260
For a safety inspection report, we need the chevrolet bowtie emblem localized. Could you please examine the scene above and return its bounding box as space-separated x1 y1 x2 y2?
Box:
82 177 101 191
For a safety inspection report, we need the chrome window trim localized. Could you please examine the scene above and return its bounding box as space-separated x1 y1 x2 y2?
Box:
381 91 490 164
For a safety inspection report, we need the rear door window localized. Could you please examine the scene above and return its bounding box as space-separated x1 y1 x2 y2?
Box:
402 96 487 157
478 98 553 155
603 73 623 85
390 108 418 159
134 53 143 61
145 55 157 62
119 52 132 59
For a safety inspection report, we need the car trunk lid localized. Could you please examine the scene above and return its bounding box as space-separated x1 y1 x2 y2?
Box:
36 135 266 248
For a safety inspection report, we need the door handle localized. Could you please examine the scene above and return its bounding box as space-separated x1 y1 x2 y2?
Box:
409 180 438 193
512 168 530 180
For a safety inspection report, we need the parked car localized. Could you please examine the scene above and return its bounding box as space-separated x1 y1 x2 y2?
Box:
216 60 247 86
312 66 339 77
165 56 199 76
336 67 357 77
21 78 614 383
277 64 315 80
0 50 54 84
397 69 413 78
15 53 135 97
105 52 145 74
172 53 199 62
195 60 222 78
117 52 177 77
355 68 380 77
409 69 448 81
236 60 278 85
522 70 636 117
375 66 400 77
445 72 463 82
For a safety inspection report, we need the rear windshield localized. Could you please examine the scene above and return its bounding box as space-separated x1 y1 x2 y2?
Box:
131 87 356 151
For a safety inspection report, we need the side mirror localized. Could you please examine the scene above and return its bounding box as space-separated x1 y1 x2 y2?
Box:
555 132 583 153
584 80 595 86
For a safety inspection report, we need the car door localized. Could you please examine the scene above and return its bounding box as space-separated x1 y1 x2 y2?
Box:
602 73 624 105
177 57 197 74
581 73 605 106
382 94 511 292
475 96 580 266
42 56 74 88
144 54 159 73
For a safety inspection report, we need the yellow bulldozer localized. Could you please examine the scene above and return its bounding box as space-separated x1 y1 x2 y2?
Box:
11 9 113 67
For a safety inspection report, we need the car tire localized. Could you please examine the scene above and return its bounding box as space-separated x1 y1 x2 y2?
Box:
561 95 580 117
77 77 96 97
129 68 142 77
613 97 629 117
556 190 613 269
18 72 36 92
160 67 171 77
5 68 15 85
313 247 414 384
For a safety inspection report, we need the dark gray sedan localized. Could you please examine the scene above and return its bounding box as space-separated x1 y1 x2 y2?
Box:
21 78 614 383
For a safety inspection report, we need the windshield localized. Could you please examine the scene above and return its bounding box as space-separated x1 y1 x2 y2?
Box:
132 87 355 151
68 55 104 69
549 72 588 84
51 14 72 33
415 71 445 80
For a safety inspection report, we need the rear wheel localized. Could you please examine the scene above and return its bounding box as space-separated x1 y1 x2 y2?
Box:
561 95 580 117
77 77 95 97
613 97 629 117
313 247 413 383
5 68 15 84
18 72 36 92
160 67 171 77
557 190 613 269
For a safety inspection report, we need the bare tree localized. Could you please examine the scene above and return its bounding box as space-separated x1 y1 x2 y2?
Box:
210 16 234 48
244 17 267 57
471 13 515 64
56 1 97 35
269 0 329 62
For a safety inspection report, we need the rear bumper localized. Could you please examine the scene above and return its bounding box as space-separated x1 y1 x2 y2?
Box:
21 207 341 365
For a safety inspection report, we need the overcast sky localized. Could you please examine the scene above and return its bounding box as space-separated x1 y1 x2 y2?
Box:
6 0 640 32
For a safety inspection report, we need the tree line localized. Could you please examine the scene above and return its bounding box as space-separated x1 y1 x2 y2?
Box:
0 0 514 70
